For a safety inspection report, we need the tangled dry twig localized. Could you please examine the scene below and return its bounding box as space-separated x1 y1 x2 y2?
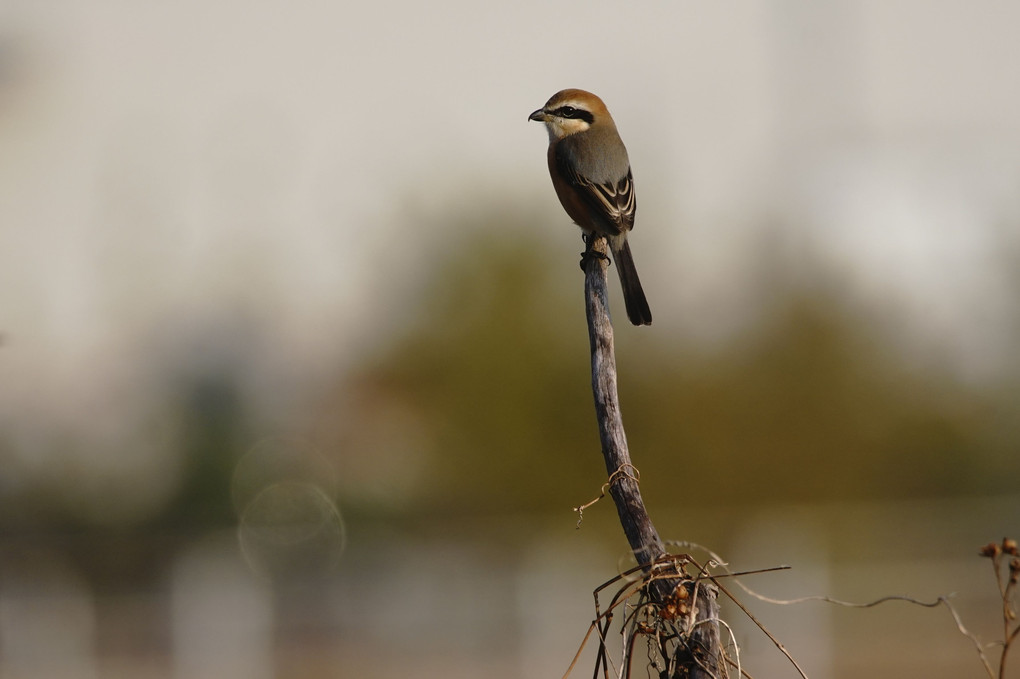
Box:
563 552 793 679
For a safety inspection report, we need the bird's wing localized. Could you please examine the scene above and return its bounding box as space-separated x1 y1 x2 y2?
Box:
553 148 636 237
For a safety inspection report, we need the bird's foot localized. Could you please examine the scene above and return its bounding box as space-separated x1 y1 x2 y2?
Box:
579 234 607 271
579 248 610 271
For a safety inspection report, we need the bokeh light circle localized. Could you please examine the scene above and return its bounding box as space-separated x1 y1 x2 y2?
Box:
232 438 345 578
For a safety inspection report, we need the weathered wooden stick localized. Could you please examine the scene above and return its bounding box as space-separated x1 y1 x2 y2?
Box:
582 235 723 678
583 235 667 569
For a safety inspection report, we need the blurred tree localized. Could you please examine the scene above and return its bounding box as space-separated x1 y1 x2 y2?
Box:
322 222 603 514
324 208 1020 520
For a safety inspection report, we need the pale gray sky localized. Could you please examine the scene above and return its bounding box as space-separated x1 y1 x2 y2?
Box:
2 0 1019 443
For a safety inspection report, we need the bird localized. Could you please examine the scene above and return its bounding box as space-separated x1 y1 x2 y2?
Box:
529 88 652 326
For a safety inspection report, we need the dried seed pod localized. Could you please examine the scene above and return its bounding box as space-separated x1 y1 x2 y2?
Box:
980 542 1001 558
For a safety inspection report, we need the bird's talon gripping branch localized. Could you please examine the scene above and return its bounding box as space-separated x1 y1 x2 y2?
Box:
579 247 610 271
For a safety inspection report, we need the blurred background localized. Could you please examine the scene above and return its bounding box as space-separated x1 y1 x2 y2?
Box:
1 1 1018 677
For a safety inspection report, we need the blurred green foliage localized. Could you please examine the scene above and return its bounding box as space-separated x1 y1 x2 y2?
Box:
333 220 1020 518
4 211 1017 540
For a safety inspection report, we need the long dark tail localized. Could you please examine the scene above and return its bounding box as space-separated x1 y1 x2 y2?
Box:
611 239 652 326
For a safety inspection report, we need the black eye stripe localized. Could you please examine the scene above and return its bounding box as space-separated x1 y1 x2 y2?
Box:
554 106 594 124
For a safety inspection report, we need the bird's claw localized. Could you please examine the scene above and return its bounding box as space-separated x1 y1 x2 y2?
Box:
579 248 610 271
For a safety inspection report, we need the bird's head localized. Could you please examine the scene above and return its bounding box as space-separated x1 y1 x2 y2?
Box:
528 89 613 141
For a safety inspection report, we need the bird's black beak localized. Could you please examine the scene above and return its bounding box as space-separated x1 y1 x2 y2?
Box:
528 108 547 122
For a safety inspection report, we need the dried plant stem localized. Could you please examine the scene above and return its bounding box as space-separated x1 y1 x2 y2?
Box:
582 235 723 678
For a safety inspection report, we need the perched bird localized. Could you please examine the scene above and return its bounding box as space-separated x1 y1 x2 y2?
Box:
529 88 652 326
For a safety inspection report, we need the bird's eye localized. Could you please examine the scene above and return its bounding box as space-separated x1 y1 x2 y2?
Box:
559 106 577 117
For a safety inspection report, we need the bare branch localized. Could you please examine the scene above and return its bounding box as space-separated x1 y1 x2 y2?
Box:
582 235 723 678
